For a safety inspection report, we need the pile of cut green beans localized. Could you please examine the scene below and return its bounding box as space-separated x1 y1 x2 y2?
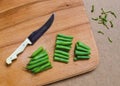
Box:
74 41 91 61
26 47 52 74
26 34 92 74
54 34 73 63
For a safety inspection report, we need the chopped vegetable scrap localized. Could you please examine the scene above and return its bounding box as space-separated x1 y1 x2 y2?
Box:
91 6 117 43
91 5 94 13
74 41 91 61
97 30 104 35
26 47 52 74
107 37 112 43
92 8 116 29
54 34 73 63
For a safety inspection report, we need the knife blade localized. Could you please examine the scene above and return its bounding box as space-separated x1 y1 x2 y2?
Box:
6 14 54 65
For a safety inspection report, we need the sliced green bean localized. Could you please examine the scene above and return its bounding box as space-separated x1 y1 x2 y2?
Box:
76 44 90 52
31 47 43 57
31 50 47 60
54 53 69 59
31 62 52 73
55 50 69 57
77 56 90 59
56 40 72 46
57 34 73 39
77 41 91 50
26 59 49 70
28 55 48 65
91 5 94 13
74 56 90 61
75 50 91 56
57 37 72 42
56 45 71 52
54 57 68 63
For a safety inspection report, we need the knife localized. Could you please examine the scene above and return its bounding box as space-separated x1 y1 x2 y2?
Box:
6 14 54 65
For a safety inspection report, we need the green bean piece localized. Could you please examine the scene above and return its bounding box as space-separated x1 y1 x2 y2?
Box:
54 57 68 63
92 18 98 21
54 53 69 59
74 56 90 61
26 59 49 70
91 5 94 13
31 47 43 58
75 50 91 56
55 50 69 57
109 21 113 28
28 55 48 65
107 37 112 43
57 34 73 39
56 40 72 46
77 41 91 50
31 62 52 73
31 50 47 60
97 30 104 35
56 45 71 52
107 11 117 18
57 36 72 42
76 44 90 52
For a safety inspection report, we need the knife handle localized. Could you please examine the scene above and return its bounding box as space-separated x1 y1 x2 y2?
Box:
6 38 32 65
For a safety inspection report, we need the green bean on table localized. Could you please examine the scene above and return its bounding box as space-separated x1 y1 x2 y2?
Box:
28 55 48 65
75 50 91 56
55 50 69 57
56 40 72 45
77 42 90 50
31 51 47 60
54 53 69 59
31 62 52 73
74 56 90 61
56 45 71 51
76 44 90 52
57 34 73 39
26 59 49 70
54 57 69 63
31 47 43 57
57 36 72 41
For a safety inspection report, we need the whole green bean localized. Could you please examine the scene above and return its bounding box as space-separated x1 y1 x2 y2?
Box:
55 50 69 57
76 44 90 52
28 55 48 65
54 57 68 63
77 41 91 50
56 45 71 52
31 50 47 60
57 34 73 39
74 56 90 61
26 59 49 70
31 47 43 57
57 37 72 42
75 50 91 56
54 53 69 59
31 62 52 73
56 40 72 46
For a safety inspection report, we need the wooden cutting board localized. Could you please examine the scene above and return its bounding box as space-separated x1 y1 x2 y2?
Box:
0 0 99 86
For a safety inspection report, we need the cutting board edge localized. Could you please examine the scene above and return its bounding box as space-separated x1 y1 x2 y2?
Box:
41 57 99 86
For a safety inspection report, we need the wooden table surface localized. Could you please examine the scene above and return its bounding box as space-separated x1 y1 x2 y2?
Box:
48 0 120 86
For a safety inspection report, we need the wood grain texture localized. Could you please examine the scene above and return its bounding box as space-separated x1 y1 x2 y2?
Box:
0 0 99 86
